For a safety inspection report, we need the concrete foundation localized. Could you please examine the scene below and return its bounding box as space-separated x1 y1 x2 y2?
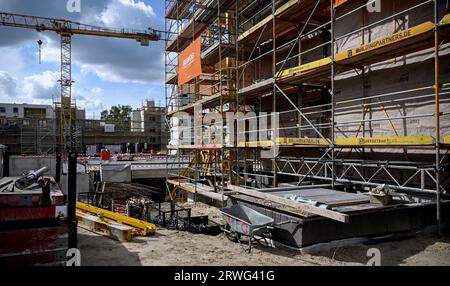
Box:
231 193 450 248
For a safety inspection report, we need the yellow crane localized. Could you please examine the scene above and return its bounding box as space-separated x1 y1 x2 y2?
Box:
0 12 161 153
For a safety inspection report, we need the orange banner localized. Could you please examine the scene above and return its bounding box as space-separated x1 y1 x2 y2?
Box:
335 0 348 7
178 37 202 86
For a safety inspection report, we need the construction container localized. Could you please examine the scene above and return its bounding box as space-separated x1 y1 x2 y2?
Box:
100 149 111 161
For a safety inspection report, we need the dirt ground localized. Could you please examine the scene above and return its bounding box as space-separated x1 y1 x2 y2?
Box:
78 202 450 266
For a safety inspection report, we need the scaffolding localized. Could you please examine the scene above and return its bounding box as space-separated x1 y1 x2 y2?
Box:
166 0 450 229
0 116 57 155
165 0 238 202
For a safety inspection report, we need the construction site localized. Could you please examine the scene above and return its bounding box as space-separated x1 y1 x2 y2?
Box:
1 0 450 267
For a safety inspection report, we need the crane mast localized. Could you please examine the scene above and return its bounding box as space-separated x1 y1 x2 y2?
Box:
0 12 161 153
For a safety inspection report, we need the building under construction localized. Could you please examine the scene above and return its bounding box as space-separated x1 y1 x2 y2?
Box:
165 0 450 247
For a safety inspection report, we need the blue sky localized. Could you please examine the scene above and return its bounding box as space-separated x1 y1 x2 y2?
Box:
0 0 166 119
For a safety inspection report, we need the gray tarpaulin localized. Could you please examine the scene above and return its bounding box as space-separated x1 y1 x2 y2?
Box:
101 163 132 183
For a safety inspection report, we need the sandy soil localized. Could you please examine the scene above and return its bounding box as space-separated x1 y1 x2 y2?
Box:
78 202 450 266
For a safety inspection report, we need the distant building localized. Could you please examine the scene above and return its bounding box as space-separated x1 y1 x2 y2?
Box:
0 103 54 119
0 101 168 155
130 100 168 150
0 103 59 155
84 100 168 154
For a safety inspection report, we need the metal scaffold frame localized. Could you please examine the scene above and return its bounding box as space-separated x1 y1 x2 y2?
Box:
165 0 238 203
166 0 450 230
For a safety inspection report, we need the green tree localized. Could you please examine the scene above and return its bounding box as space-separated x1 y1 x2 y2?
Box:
100 105 133 131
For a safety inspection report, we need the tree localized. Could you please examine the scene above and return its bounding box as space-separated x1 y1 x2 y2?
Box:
100 105 133 131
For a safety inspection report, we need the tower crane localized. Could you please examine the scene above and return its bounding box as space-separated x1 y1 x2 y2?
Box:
0 12 161 154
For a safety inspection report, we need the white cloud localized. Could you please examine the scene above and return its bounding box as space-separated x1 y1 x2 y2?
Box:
73 89 104 117
91 87 103 94
22 70 59 100
0 47 25 76
0 71 17 99
99 0 156 27
39 35 60 64
0 0 164 111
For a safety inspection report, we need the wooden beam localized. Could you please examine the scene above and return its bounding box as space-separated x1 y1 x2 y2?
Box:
227 185 350 223
76 210 133 242
168 179 228 202
76 202 156 236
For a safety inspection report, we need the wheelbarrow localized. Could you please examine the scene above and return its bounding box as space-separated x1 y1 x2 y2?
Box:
220 204 291 253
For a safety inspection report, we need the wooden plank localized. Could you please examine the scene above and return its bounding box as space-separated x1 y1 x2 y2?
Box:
231 194 315 218
169 179 228 202
227 185 349 223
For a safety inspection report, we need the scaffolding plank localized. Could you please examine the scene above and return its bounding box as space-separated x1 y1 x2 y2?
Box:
285 137 331 146
165 73 177 84
440 13 450 26
238 14 273 42
237 137 331 148
278 57 332 78
336 136 435 147
227 185 350 223
443 135 450 145
167 92 234 117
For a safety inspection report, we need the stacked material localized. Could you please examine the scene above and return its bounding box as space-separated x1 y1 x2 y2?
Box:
0 176 68 266
76 201 156 242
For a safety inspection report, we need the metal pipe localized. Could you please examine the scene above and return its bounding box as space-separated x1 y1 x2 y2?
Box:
336 86 435 105
274 171 439 194
68 152 77 249
335 91 450 113
331 0 336 189
275 83 328 141
434 0 441 235
336 1 432 41
14 166 49 190
276 0 322 78
276 158 438 171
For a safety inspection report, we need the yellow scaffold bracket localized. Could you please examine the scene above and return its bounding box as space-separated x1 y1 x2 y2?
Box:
443 135 450 145
76 201 156 236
